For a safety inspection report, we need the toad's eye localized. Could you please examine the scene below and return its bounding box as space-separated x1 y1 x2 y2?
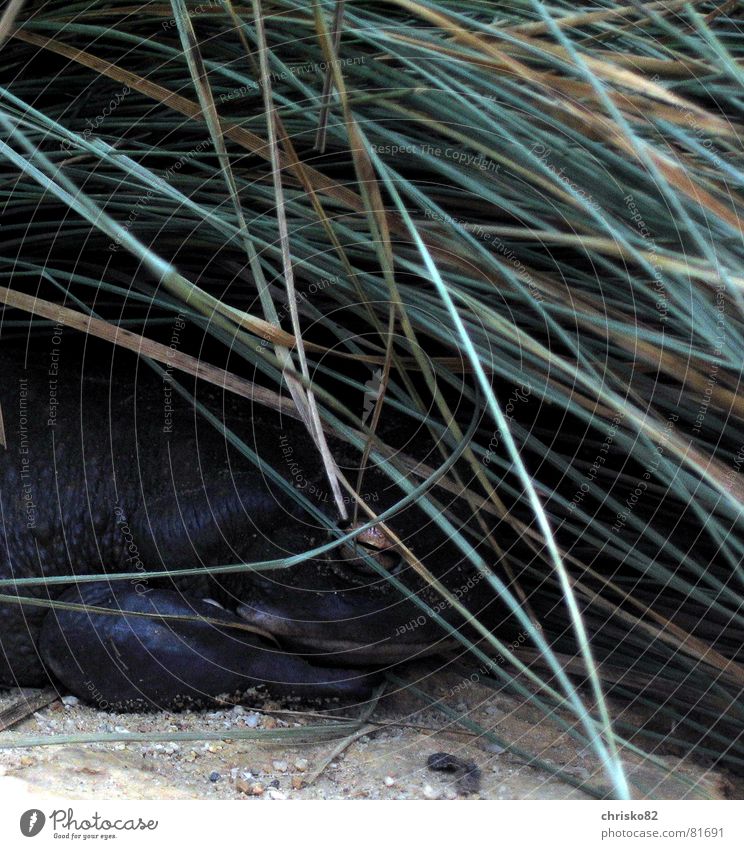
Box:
334 522 402 576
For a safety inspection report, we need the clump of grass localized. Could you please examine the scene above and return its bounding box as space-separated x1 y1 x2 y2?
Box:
1 1 744 798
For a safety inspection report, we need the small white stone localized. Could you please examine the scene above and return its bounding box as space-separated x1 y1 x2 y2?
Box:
245 714 261 728
61 695 79 706
272 760 288 773
268 789 287 800
423 784 440 800
294 758 309 772
383 776 396 787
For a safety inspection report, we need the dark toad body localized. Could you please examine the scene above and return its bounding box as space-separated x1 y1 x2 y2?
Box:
0 346 501 711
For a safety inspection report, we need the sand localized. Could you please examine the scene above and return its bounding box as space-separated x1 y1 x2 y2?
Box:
1 664 740 801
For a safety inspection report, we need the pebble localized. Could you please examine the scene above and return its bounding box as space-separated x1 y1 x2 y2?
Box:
272 760 288 773
235 778 251 795
423 784 440 800
269 779 280 789
484 742 506 755
383 776 396 787
245 714 261 728
251 783 265 796
291 776 304 790
209 771 221 783
262 717 278 730
268 789 287 800
61 695 80 707
294 758 309 772
564 766 591 780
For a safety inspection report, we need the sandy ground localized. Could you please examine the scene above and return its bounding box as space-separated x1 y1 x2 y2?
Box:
0 667 739 801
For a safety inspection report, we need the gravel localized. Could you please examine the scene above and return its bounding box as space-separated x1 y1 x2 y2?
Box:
0 670 737 800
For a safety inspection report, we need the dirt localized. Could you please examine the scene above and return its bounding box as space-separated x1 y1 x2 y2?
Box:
0 669 739 801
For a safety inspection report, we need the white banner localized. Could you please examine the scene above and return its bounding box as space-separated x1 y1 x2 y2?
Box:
1 784 742 849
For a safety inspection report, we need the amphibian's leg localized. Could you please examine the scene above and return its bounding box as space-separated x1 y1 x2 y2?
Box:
38 583 375 711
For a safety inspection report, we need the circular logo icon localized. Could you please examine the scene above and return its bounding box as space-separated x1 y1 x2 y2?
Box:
20 810 46 837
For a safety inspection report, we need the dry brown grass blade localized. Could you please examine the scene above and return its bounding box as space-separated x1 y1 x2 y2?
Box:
249 0 348 518
0 284 293 414
592 54 712 75
505 0 695 36
705 0 740 25
462 226 743 290
352 303 395 517
0 0 25 47
314 0 345 152
649 151 743 235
